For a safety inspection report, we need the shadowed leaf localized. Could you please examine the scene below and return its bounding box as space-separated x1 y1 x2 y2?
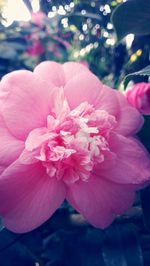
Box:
141 186 150 231
111 0 150 41
124 65 150 87
102 224 143 266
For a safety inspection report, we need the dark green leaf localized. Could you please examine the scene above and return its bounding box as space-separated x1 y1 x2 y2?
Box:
43 228 105 266
111 0 150 41
0 229 37 266
102 224 143 266
141 186 150 231
138 115 150 153
124 65 150 87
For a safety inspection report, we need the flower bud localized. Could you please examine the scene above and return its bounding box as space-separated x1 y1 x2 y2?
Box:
126 82 150 115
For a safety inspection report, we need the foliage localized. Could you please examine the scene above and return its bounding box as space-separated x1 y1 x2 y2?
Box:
112 0 150 87
112 0 150 41
0 208 147 266
124 65 150 87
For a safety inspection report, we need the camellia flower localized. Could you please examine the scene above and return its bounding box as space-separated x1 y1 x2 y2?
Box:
126 82 150 115
0 61 150 233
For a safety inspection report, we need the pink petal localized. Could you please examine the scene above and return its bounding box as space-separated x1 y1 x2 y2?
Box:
25 127 49 151
115 91 144 135
0 161 66 233
63 62 89 83
0 114 24 167
64 72 109 110
0 70 55 140
0 166 6 175
66 177 135 228
34 61 65 87
95 150 117 171
94 85 119 115
19 149 39 164
100 133 150 184
64 73 119 114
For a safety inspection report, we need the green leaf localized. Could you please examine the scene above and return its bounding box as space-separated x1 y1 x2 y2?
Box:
111 0 150 41
102 224 143 266
124 65 150 87
141 185 150 231
0 229 37 266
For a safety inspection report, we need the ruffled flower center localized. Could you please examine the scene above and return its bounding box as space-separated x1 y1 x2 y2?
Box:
25 89 116 184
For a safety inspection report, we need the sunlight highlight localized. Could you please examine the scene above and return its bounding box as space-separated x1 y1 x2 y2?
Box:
2 0 31 26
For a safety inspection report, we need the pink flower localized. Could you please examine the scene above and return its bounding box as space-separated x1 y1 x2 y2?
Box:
79 60 89 68
26 41 44 56
0 61 150 233
31 11 46 28
126 82 150 115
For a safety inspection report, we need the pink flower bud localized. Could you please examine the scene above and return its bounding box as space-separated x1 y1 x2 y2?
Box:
26 41 44 56
126 82 150 115
31 11 46 28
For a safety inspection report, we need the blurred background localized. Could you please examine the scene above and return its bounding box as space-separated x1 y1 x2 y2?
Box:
0 0 149 88
0 0 150 266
